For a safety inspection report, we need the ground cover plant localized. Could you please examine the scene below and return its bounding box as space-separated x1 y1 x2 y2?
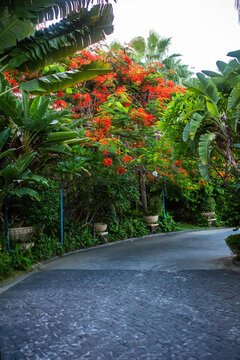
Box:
225 234 240 259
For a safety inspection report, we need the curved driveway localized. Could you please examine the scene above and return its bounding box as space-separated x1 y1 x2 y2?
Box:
0 228 240 360
45 228 238 271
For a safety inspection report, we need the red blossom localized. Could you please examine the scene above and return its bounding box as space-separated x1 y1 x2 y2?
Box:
122 155 134 164
103 157 112 167
115 166 127 175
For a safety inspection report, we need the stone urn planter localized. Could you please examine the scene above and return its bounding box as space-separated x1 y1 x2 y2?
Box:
9 226 34 242
201 212 216 226
94 223 108 233
143 215 159 225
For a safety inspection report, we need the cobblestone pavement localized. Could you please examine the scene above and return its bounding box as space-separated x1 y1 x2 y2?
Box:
1 269 240 360
1 229 240 360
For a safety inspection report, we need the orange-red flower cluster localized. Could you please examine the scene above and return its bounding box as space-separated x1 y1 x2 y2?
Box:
103 157 112 167
115 166 127 175
122 155 134 164
53 99 68 110
93 115 111 134
130 108 155 127
73 93 92 108
3 72 19 93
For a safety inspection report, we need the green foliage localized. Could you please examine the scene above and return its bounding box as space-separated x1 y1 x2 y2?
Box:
130 30 192 84
145 195 163 215
225 234 240 259
158 213 181 232
182 50 240 181
23 179 60 235
11 244 33 270
63 223 97 250
201 197 216 212
31 223 96 261
31 234 64 261
0 4 114 72
0 246 11 277
215 185 240 227
21 62 111 95
108 215 150 241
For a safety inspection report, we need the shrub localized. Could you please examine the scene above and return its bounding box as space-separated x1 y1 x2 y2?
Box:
0 245 11 278
108 215 150 241
225 234 240 259
10 244 33 270
201 197 216 212
158 213 181 232
23 179 60 235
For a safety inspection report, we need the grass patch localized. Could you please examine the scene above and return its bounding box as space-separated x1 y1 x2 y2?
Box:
178 223 206 231
0 270 27 287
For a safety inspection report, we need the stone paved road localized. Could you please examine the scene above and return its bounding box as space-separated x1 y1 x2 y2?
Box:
0 229 240 360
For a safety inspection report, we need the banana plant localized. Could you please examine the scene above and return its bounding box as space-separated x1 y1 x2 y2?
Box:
0 125 47 214
0 1 114 94
181 50 240 180
0 73 84 157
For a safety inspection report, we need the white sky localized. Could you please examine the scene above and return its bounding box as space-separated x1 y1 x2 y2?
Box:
106 0 240 73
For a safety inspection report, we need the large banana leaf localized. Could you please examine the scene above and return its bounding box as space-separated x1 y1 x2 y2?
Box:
198 162 210 181
183 113 204 143
44 131 80 144
20 61 111 95
0 11 33 50
0 127 11 150
0 1 114 24
198 132 216 166
0 73 21 119
228 85 240 110
0 153 36 182
182 121 191 142
227 50 240 60
0 4 114 72
196 73 219 104
189 113 204 140
201 70 222 78
8 188 40 201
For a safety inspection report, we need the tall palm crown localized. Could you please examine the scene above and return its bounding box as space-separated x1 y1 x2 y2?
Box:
130 30 171 65
130 30 192 85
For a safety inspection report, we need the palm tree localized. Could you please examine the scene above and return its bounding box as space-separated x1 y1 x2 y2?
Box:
130 30 192 85
130 30 171 65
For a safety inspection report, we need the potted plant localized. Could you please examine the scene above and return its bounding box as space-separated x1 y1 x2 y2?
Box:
143 196 163 225
201 197 216 226
8 216 35 249
93 210 109 234
9 226 34 243
94 223 108 233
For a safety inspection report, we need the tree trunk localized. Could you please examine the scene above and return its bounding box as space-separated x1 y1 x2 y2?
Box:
140 168 147 212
